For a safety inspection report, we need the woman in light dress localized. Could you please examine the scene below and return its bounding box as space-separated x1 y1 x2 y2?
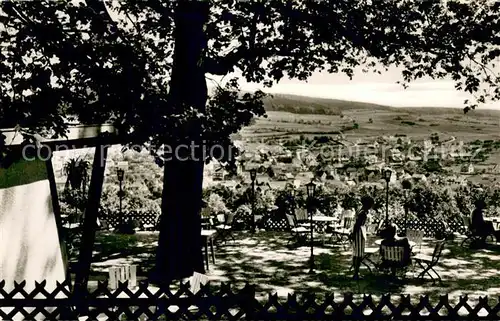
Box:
351 195 374 280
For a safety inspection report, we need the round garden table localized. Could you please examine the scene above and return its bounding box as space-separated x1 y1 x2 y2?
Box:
312 215 337 223
375 239 416 248
486 217 500 230
312 215 337 232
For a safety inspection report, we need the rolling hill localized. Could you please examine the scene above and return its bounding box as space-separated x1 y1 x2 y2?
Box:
240 93 500 143
262 93 500 117
262 94 394 115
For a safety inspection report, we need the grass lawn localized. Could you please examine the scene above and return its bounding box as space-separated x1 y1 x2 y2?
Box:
82 230 500 307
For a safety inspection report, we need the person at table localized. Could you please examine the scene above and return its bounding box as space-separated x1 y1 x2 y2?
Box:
351 195 374 280
470 199 500 243
379 224 412 273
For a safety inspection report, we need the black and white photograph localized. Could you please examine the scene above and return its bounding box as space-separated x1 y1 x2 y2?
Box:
1 0 500 319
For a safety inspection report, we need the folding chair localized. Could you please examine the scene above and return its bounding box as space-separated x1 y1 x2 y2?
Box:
353 224 379 272
366 224 378 236
189 272 209 294
294 208 309 228
200 207 212 229
348 245 379 274
285 213 308 246
329 210 346 229
108 265 137 290
414 240 445 284
330 216 354 247
378 245 410 279
406 229 424 254
214 213 236 244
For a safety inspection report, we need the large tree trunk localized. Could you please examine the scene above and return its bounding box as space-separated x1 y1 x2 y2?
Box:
153 1 209 283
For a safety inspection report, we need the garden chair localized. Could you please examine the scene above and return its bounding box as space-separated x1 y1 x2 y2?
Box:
366 224 378 236
200 207 212 229
414 240 446 284
349 245 379 274
294 208 309 228
189 272 210 294
355 224 380 272
108 265 137 290
214 213 236 244
285 213 308 246
378 245 411 279
406 229 424 254
375 219 385 235
75 265 138 320
460 215 494 246
329 216 354 246
330 210 351 228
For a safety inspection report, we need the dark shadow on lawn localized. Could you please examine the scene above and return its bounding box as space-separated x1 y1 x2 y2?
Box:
83 230 500 305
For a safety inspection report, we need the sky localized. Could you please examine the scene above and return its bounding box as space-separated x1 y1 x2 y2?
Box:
210 67 500 110
104 3 500 110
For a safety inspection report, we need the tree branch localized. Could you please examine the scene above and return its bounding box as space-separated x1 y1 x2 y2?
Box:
85 0 121 38
205 44 305 75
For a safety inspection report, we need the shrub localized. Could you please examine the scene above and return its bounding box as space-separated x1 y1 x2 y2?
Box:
341 192 358 210
207 193 229 215
203 185 236 207
274 189 297 216
313 186 340 214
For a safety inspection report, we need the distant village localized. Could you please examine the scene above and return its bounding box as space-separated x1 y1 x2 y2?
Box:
205 134 500 188
46 133 500 190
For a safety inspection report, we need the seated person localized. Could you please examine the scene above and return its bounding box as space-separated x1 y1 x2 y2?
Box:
471 199 500 243
379 224 412 271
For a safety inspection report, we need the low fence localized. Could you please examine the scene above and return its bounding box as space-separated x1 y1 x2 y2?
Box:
1 280 499 320
96 210 466 237
98 210 159 230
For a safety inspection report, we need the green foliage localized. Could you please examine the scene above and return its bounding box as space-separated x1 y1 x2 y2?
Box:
407 187 444 219
274 189 297 216
203 185 236 208
197 180 500 226
341 192 358 210
422 160 443 173
314 136 334 145
99 151 162 215
313 187 340 214
346 157 368 169
1 0 499 160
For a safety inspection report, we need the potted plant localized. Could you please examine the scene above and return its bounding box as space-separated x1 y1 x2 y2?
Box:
64 157 90 190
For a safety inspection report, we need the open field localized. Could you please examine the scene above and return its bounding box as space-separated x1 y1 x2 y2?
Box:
241 94 500 143
234 95 500 174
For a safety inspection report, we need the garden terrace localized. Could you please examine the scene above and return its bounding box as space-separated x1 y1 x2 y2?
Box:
80 230 500 308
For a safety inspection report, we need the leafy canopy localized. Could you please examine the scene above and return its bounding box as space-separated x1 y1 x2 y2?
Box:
0 0 499 158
